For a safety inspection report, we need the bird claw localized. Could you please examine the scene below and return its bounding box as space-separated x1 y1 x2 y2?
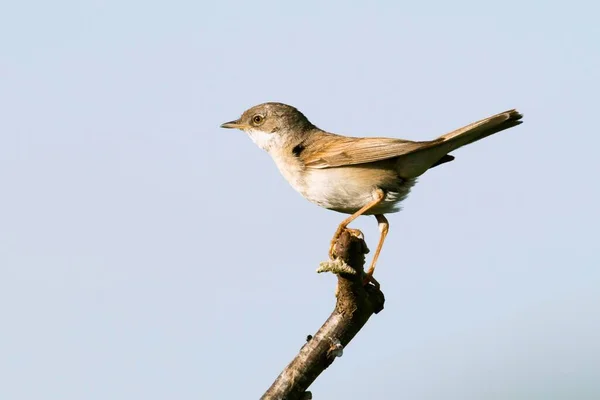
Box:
362 272 380 289
329 227 364 259
346 228 364 239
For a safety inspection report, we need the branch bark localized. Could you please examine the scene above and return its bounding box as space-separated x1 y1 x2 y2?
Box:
261 230 386 400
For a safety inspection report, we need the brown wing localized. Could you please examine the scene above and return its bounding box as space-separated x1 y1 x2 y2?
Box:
301 109 522 176
300 134 435 169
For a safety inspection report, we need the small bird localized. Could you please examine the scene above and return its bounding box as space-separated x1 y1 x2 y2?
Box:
221 103 523 284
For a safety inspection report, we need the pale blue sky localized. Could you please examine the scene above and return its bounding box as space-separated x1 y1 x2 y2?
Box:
1 1 599 399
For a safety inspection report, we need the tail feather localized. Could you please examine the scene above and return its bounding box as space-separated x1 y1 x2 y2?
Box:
396 109 523 178
438 109 523 152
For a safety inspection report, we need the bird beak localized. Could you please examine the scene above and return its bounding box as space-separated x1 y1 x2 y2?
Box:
220 119 242 129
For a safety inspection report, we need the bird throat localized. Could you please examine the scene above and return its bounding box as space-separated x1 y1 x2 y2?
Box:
246 129 278 152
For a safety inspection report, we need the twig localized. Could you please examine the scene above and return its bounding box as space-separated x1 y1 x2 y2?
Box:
261 230 386 400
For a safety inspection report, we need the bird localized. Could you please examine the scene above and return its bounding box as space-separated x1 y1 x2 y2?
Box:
220 102 523 285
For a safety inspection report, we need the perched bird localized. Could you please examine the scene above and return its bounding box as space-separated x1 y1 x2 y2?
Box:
221 103 523 284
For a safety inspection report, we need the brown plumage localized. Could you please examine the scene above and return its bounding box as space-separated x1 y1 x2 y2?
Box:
221 103 524 285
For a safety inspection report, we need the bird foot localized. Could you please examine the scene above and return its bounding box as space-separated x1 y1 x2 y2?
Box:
362 272 380 289
329 227 363 259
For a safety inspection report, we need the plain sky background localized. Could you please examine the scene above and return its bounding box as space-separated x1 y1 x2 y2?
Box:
1 1 599 399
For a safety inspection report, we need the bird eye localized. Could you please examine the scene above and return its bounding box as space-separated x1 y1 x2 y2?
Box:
252 114 265 125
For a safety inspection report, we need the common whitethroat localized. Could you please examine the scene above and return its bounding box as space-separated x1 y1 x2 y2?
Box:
221 103 523 284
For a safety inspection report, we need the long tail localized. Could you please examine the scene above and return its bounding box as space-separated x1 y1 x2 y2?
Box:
438 109 523 153
396 109 523 178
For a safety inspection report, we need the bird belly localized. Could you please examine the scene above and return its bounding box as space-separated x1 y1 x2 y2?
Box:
300 166 416 215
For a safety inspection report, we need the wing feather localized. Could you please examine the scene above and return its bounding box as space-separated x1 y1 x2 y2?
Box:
300 135 437 169
300 109 522 172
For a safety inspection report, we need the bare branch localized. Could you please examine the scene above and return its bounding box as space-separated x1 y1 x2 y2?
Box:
261 230 385 400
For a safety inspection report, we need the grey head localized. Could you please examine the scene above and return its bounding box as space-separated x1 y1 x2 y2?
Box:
220 102 315 152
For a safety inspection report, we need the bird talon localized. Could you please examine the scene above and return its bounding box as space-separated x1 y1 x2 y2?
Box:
329 227 363 259
346 228 363 239
328 226 345 259
362 273 380 289
328 243 338 260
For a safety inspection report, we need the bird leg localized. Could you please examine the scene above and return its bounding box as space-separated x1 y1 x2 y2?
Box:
329 189 385 260
363 214 389 285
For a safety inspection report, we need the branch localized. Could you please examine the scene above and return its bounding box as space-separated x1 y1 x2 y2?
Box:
261 230 386 400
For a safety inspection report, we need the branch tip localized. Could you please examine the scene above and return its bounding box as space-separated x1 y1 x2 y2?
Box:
316 259 357 275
